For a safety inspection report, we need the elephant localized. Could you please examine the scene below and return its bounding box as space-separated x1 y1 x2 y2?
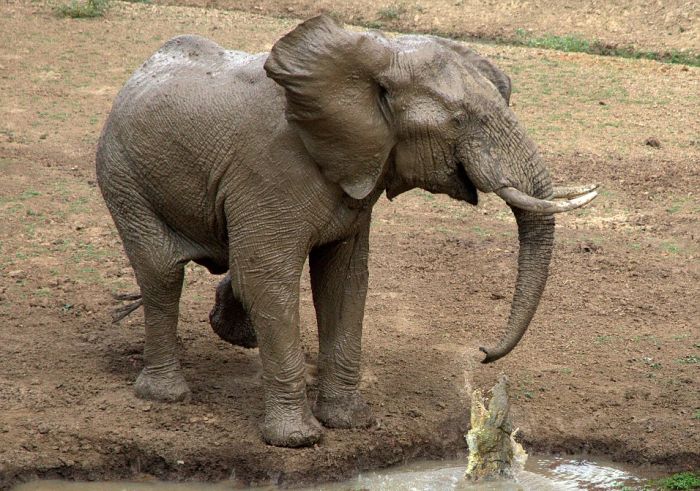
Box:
96 15 597 448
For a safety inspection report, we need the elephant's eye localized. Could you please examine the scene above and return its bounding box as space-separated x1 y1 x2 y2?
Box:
452 111 467 128
376 82 393 122
377 82 390 102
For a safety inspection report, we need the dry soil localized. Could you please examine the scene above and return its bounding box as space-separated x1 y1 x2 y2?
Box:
0 1 698 489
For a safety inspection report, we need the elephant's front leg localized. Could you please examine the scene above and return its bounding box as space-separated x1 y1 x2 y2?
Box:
229 244 322 447
309 219 374 429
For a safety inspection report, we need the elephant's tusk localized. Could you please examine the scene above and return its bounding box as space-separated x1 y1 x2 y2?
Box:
549 183 599 200
495 186 598 214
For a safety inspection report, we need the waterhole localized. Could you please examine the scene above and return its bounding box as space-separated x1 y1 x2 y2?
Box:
14 455 657 491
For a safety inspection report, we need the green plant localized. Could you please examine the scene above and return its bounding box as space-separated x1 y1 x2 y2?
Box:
19 190 41 200
595 335 615 344
511 30 700 67
364 20 384 29
657 472 700 490
377 4 406 20
34 288 52 297
57 0 109 18
642 357 662 370
663 242 681 254
677 355 700 365
472 226 490 237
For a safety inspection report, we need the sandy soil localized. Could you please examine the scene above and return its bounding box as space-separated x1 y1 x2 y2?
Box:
157 0 700 56
0 0 698 489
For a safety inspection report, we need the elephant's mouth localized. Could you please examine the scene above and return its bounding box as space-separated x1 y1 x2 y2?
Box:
456 160 479 205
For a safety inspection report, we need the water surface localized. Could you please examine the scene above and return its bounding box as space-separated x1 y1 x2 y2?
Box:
14 454 657 491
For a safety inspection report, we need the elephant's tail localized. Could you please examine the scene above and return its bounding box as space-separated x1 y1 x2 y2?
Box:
111 292 143 323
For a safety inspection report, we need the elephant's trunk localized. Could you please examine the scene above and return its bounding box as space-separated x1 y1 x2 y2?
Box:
480 208 554 363
476 135 556 364
457 104 596 363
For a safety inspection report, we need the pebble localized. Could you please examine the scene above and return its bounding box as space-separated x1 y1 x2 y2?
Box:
644 137 661 148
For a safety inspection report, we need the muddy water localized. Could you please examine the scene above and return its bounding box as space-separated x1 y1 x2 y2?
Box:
14 455 656 491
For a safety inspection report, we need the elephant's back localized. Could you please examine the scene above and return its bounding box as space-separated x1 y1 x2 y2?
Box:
133 35 263 81
101 33 282 176
115 35 270 107
97 35 282 253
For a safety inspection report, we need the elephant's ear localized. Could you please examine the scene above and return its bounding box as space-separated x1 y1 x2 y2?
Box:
430 37 512 105
264 15 394 199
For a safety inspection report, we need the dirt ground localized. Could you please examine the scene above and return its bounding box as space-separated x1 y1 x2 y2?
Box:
157 0 700 57
0 0 698 489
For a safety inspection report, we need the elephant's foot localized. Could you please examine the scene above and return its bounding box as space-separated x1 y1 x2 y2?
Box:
262 407 323 447
209 278 258 349
134 365 191 402
314 391 375 429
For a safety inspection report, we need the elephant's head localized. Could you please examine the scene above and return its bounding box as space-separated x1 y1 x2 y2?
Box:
265 16 597 363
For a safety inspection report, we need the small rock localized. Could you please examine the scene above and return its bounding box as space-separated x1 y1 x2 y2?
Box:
644 137 661 148
578 242 602 253
38 424 50 434
82 334 98 343
490 293 506 300
9 270 26 279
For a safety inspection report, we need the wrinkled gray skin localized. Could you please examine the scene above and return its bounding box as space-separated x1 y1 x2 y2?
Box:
97 16 560 448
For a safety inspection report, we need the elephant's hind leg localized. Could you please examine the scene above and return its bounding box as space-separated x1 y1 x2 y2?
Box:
133 260 190 402
209 273 258 348
108 205 191 402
